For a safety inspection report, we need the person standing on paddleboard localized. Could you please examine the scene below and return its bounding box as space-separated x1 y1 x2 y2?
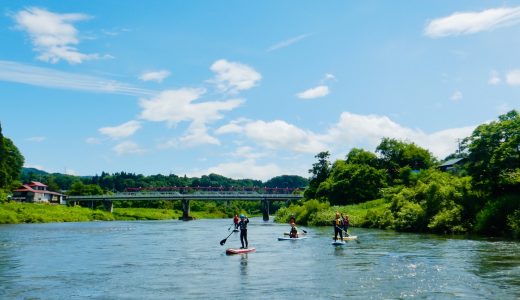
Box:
238 214 249 249
333 212 343 241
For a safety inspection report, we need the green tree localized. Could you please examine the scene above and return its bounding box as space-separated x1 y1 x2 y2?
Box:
462 110 520 195
321 149 387 205
304 151 331 199
376 138 434 184
0 123 24 193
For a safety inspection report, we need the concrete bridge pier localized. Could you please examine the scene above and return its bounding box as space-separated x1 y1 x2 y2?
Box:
103 200 113 213
179 199 194 221
262 198 270 221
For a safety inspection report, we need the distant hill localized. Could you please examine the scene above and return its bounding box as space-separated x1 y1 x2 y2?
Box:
22 167 48 176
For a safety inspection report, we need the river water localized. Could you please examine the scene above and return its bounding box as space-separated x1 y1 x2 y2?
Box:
0 218 519 299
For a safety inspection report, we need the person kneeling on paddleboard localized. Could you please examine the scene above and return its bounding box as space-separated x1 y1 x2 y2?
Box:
233 214 239 230
289 223 299 238
238 214 249 249
333 212 343 241
342 213 350 237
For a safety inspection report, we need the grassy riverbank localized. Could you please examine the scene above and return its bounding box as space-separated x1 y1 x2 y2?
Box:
274 198 390 227
0 202 238 224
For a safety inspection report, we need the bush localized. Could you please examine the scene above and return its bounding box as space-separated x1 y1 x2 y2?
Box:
428 205 467 233
475 194 520 235
507 210 520 239
394 201 424 232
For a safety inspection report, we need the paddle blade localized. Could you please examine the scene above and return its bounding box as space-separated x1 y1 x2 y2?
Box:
302 229 307 233
220 238 227 246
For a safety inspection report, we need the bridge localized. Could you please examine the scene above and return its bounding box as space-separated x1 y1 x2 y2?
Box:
66 187 304 221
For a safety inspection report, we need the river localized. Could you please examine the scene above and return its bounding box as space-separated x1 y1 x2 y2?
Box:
0 218 518 299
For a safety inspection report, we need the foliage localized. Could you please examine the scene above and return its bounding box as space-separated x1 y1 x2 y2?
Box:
304 151 331 199
264 175 308 189
321 158 387 205
474 194 520 235
376 138 435 184
275 199 331 226
507 210 520 239
387 170 471 233
0 123 24 197
462 110 520 195
68 181 104 195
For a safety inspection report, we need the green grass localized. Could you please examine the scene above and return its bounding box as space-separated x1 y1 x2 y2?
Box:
0 202 260 224
112 208 181 220
0 202 114 224
275 198 391 227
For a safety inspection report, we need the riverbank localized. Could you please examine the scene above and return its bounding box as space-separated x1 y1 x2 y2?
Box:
0 202 241 224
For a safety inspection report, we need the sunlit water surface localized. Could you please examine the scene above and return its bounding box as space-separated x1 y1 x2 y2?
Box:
0 218 519 299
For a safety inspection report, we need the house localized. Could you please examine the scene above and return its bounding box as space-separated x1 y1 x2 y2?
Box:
11 181 65 204
438 157 466 172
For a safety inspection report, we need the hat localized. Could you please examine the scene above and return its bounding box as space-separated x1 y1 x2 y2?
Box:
240 214 245 218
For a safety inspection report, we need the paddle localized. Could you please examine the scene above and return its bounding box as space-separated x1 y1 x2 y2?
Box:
228 223 234 231
336 226 360 244
220 230 235 246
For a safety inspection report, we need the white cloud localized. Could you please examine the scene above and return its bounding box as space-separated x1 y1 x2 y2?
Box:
189 159 283 181
139 70 171 83
425 6 520 38
139 88 244 126
85 137 101 144
209 59 261 94
25 136 46 142
267 33 312 52
488 70 501 85
112 141 145 155
450 90 463 101
297 85 330 99
221 119 328 154
0 60 155 96
179 122 220 147
232 146 267 160
13 7 102 64
99 120 141 139
506 69 520 85
323 73 336 82
221 112 476 160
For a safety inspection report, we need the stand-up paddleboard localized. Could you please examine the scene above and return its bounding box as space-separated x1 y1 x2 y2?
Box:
226 247 256 255
331 241 346 246
283 232 307 236
233 229 239 233
331 235 358 241
278 236 308 241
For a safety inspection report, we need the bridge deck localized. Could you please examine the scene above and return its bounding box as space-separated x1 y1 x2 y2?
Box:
67 192 303 202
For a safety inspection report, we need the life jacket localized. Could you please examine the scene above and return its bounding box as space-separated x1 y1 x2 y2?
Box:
343 217 350 226
335 218 342 226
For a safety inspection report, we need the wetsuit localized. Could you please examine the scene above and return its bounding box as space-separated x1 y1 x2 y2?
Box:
238 218 249 248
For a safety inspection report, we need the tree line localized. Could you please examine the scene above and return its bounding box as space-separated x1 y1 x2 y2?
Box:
302 110 519 237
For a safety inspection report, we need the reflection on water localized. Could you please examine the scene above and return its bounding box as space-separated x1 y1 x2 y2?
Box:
240 254 248 276
0 219 518 299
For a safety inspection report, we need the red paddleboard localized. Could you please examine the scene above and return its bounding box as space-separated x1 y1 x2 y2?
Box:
226 247 256 255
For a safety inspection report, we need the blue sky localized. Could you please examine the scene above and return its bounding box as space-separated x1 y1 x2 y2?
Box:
1 1 519 180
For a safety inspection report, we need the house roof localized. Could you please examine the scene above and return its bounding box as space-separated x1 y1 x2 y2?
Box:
439 158 465 167
13 184 63 196
28 181 47 187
